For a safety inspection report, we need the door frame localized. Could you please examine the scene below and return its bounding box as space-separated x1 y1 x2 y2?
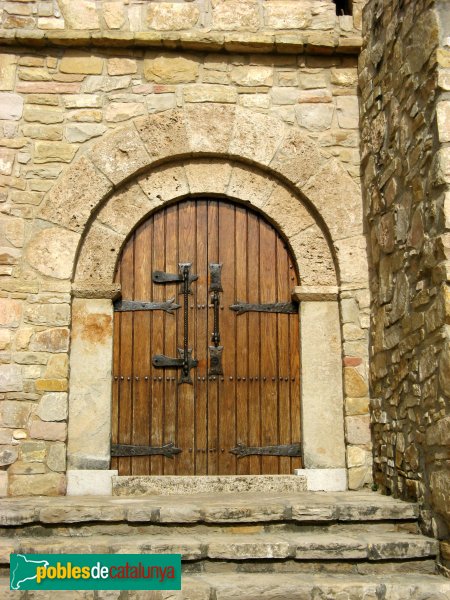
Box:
67 161 347 492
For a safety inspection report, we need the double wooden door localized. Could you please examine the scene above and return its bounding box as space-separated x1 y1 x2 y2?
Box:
111 199 301 476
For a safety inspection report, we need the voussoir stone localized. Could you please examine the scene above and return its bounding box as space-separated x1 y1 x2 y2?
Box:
138 163 189 205
89 127 150 186
41 156 113 232
26 227 80 279
185 159 232 195
264 186 314 238
270 129 326 187
98 182 155 236
75 223 125 284
135 110 190 163
185 104 236 154
230 108 286 165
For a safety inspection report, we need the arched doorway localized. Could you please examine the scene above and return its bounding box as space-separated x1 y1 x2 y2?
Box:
111 198 302 476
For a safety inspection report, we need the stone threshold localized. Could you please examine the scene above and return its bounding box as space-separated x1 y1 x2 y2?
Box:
0 29 362 54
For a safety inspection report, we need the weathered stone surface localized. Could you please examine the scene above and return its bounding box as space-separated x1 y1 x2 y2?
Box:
24 304 70 327
75 223 125 284
34 141 77 164
107 58 137 76
23 105 64 124
8 473 66 496
0 401 32 428
230 108 285 165
103 2 125 29
60 52 103 75
0 54 16 92
30 418 67 442
98 182 154 236
336 96 359 129
0 298 22 327
295 103 335 131
144 54 199 84
185 104 235 153
65 123 107 143
264 186 314 237
20 441 47 463
0 364 23 393
264 1 335 30
183 84 237 104
0 445 18 467
147 3 200 30
270 129 326 187
46 442 66 472
104 102 145 123
289 225 336 286
135 110 189 163
344 367 368 397
212 1 260 31
57 0 100 30
138 164 189 206
185 160 232 195
346 415 371 445
26 227 80 279
227 164 275 208
36 392 68 422
29 328 69 353
0 93 24 120
89 127 150 185
230 66 273 87
41 156 113 233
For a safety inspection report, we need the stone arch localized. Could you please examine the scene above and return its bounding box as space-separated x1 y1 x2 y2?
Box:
35 105 366 292
29 105 368 491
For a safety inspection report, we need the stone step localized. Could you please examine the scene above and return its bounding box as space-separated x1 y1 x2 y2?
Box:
0 531 438 564
0 491 419 526
113 475 308 496
1 573 450 599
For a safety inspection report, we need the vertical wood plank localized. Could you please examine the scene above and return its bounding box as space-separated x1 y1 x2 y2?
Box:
177 201 197 475
259 220 279 474
218 202 236 475
206 200 219 475
150 211 166 475
235 206 249 474
111 264 121 472
289 254 302 471
163 204 179 475
132 220 152 475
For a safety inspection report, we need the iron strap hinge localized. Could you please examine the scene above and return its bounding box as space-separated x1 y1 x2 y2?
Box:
113 298 180 314
230 301 298 315
230 442 302 458
111 442 181 458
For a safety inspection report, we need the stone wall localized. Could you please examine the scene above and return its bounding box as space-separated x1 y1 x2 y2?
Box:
360 0 450 537
0 0 370 495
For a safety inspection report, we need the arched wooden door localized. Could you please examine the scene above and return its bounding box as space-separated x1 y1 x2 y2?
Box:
111 198 301 476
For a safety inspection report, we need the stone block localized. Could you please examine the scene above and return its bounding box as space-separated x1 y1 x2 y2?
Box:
295 103 334 131
135 111 189 164
8 473 66 496
294 468 347 491
230 108 285 166
34 141 77 164
23 105 64 124
0 445 18 467
270 129 326 187
104 102 145 123
264 186 314 237
29 418 67 442
0 364 23 393
0 93 24 120
144 54 199 84
24 303 70 327
75 223 125 284
345 396 369 416
348 465 371 489
26 227 80 279
35 379 68 392
65 123 107 143
227 164 275 208
0 471 7 497
89 127 150 185
138 164 189 206
47 442 66 472
20 440 47 462
147 94 176 114
107 58 137 76
147 3 199 30
336 96 359 129
45 354 69 379
62 94 102 108
183 84 237 103
29 328 69 353
0 148 14 175
67 469 117 495
36 392 68 422
184 104 235 153
212 2 260 31
57 0 100 30
346 415 371 445
0 298 22 327
41 156 113 233
103 2 125 29
22 124 63 141
0 401 32 428
185 160 232 195
230 66 273 87
0 54 16 91
60 52 103 75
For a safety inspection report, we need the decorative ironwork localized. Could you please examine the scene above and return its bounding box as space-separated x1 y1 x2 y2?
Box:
230 301 298 315
111 442 181 458
230 442 302 458
208 263 224 376
113 298 180 314
152 263 198 384
153 268 198 294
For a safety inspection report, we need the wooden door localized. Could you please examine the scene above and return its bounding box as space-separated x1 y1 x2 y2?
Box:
111 199 301 476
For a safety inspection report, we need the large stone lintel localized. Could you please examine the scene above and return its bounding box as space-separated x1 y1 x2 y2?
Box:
292 285 339 302
0 30 362 55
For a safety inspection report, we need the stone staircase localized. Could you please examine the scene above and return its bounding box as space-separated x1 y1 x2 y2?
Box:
0 490 449 599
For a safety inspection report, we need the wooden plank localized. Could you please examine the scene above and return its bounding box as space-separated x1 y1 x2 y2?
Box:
177 200 197 475
195 201 208 475
131 219 152 475
218 202 236 475
259 219 279 474
163 203 179 475
206 200 219 475
276 235 291 474
247 211 261 475
235 206 249 475
289 255 302 471
111 263 121 472
150 210 165 475
118 235 134 475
